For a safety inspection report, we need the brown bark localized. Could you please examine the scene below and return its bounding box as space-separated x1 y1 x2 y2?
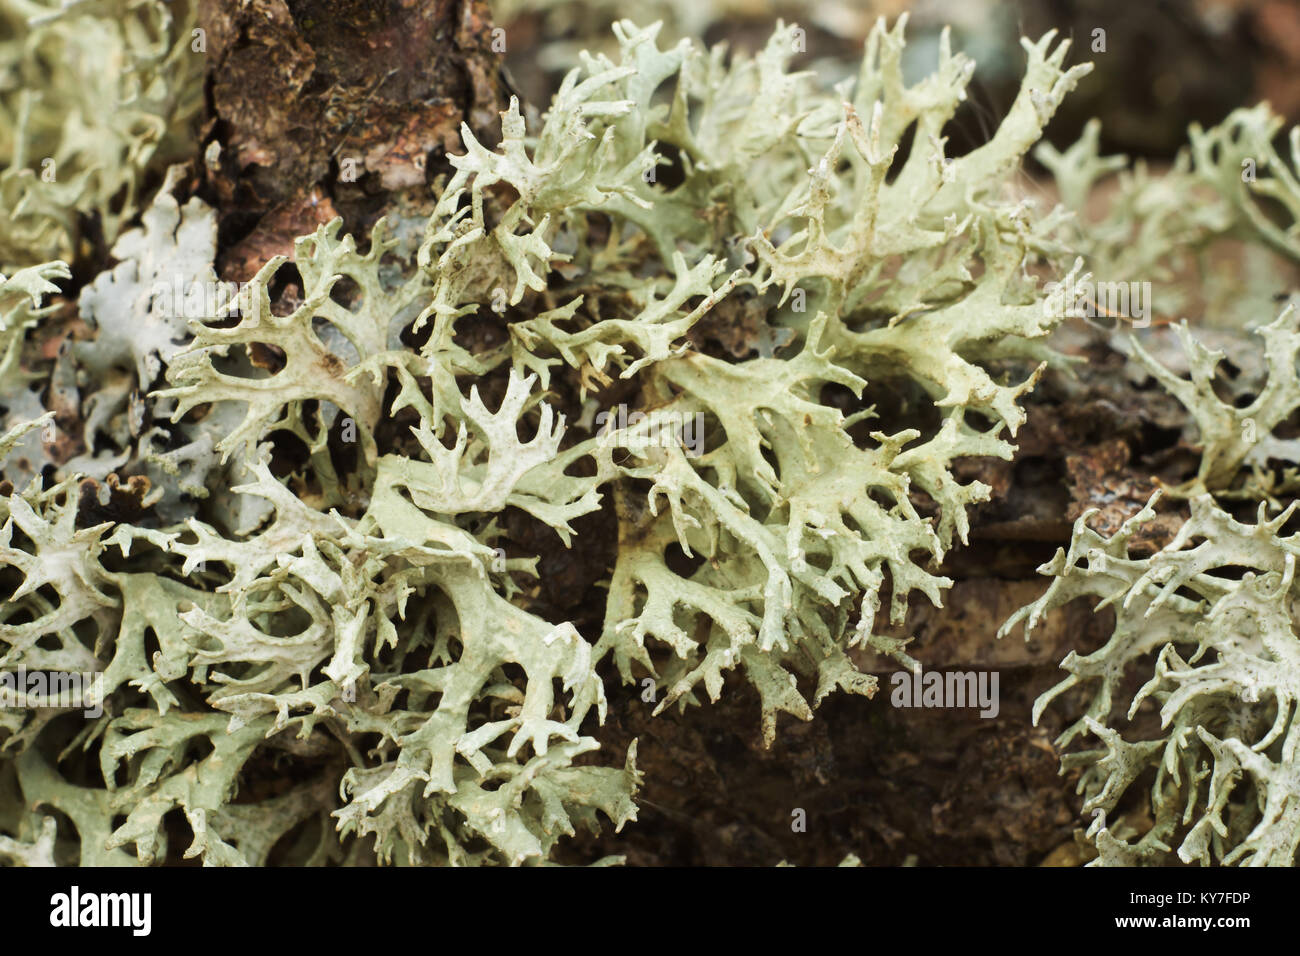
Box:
197 0 507 279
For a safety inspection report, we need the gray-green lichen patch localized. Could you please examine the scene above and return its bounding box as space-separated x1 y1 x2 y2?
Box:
5 3 1297 867
1005 494 1300 866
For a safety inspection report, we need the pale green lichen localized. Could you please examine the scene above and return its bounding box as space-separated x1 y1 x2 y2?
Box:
1036 104 1300 331
1127 304 1300 499
29 8 1300 869
0 14 1092 864
1005 83 1300 868
1003 494 1300 866
0 0 203 273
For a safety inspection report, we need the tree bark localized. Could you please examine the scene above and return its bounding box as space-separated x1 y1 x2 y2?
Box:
197 0 507 279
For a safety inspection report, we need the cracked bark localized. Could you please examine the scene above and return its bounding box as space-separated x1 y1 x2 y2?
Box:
196 0 507 279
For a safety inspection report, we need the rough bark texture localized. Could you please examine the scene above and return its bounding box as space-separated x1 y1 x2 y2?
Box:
197 0 507 279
